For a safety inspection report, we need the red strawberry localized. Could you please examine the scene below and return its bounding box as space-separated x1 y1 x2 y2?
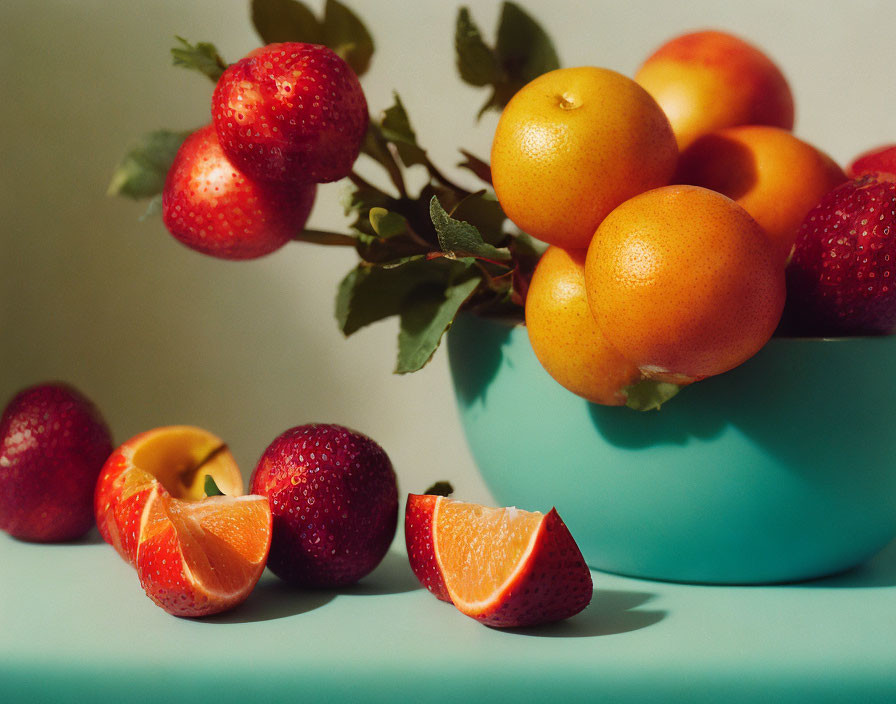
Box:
848 144 896 178
250 424 398 588
161 124 315 260
212 43 368 185
784 173 896 336
404 494 451 602
0 383 113 542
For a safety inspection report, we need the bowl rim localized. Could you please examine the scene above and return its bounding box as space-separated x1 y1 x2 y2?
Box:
460 311 895 343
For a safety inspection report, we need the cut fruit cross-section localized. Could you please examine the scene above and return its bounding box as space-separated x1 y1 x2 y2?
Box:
136 486 272 618
95 426 244 565
405 495 593 628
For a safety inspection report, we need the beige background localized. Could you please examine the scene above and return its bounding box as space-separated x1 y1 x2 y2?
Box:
2 0 894 501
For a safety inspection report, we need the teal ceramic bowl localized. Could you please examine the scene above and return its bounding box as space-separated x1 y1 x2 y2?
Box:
447 313 896 584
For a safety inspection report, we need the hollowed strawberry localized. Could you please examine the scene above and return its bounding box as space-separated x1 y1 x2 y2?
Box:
405 495 593 628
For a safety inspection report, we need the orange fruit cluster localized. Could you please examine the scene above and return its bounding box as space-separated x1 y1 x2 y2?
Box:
491 30 847 406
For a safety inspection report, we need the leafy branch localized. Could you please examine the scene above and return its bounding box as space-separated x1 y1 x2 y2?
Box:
108 0 559 374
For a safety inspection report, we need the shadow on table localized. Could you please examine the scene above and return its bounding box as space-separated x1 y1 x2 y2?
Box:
199 573 337 624
13 525 106 547
197 551 420 624
800 539 896 589
336 551 421 597
502 588 666 638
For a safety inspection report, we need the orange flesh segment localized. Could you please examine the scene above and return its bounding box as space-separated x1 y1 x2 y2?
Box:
149 493 270 596
433 499 543 605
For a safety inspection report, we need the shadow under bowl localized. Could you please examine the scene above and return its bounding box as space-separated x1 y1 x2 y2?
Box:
447 313 896 585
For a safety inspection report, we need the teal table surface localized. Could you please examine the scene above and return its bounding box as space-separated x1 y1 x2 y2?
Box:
2 530 895 703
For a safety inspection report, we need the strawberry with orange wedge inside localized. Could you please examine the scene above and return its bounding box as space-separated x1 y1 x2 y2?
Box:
405 494 593 628
94 426 271 617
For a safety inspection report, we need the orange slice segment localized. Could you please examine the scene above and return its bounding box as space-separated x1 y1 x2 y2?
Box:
427 496 593 628
136 487 272 618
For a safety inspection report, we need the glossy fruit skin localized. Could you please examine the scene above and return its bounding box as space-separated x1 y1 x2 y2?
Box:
212 43 368 185
585 185 785 381
491 66 677 250
848 144 896 178
250 424 398 588
677 125 846 264
635 30 794 150
525 246 641 405
94 453 154 564
404 494 451 602
0 383 113 542
162 124 316 261
784 174 896 336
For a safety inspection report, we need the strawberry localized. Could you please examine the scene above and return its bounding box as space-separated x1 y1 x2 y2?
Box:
848 144 896 178
161 124 315 260
250 424 398 588
212 43 368 185
0 383 113 542
784 174 896 336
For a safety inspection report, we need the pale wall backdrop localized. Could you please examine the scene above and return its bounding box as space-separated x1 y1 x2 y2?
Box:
2 0 894 503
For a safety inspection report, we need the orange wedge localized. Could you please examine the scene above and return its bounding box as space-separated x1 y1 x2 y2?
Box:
136 485 271 618
406 495 593 628
95 426 271 618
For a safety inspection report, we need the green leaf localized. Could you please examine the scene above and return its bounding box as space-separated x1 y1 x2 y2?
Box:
430 196 510 261
380 93 427 168
250 0 373 76
396 276 480 373
369 208 407 239
495 2 560 86
171 36 227 82
251 0 323 44
423 481 454 497
449 191 507 246
460 2 560 118
322 0 375 77
107 129 190 199
455 8 499 87
204 475 224 497
624 379 683 412
335 256 474 336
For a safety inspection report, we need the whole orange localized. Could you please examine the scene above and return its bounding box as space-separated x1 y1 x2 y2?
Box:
525 246 641 406
635 30 794 150
491 67 677 250
585 185 785 382
676 125 846 263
